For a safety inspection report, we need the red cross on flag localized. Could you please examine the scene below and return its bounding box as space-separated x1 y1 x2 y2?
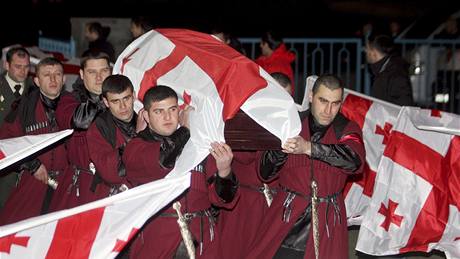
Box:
356 107 460 258
113 29 301 177
311 88 399 226
0 173 189 258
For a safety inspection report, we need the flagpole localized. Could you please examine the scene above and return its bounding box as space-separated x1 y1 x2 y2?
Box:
345 89 401 110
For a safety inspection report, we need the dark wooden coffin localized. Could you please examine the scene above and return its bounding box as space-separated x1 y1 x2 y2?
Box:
224 110 281 151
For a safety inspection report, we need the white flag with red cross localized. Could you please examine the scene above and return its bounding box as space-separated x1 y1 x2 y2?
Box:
356 107 460 258
113 28 301 178
0 130 73 171
340 90 401 225
0 173 190 258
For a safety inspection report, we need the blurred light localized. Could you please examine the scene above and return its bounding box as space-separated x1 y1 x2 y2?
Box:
435 93 449 103
414 66 421 75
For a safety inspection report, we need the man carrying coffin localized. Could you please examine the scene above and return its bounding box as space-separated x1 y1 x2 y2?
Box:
248 74 365 259
123 85 239 258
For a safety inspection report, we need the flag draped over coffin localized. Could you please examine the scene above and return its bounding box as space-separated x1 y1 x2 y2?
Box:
112 28 301 178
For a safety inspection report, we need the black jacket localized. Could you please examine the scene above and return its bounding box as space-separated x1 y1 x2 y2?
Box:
370 54 414 106
0 73 34 125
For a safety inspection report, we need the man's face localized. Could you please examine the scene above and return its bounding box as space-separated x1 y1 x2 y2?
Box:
85 26 98 42
260 41 271 57
33 65 65 99
309 84 343 126
365 43 378 64
103 88 135 122
5 53 30 83
130 22 143 38
80 59 111 95
144 97 179 136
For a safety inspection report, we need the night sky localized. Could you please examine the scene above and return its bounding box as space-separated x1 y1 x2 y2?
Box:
1 0 459 50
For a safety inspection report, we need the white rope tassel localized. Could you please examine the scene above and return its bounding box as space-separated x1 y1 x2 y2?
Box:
172 201 196 259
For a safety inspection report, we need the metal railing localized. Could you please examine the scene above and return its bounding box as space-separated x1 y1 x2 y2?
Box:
240 38 363 104
38 37 76 59
240 37 460 114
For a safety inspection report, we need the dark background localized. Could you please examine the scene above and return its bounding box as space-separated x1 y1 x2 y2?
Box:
1 0 459 50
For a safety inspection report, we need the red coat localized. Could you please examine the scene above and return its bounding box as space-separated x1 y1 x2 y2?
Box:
0 93 68 225
255 43 295 87
247 114 365 259
86 119 131 199
217 151 277 259
49 93 98 211
123 136 239 259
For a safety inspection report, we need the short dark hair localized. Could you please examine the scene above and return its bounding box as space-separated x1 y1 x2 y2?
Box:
270 72 292 88
211 27 230 42
312 74 343 95
86 22 111 40
6 47 30 63
261 31 283 50
131 16 153 32
80 50 111 69
367 34 394 55
36 57 63 74
102 74 134 98
143 85 178 110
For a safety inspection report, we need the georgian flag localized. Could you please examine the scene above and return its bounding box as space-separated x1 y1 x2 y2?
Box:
356 107 460 258
113 28 301 178
341 90 401 225
0 130 73 171
0 174 190 258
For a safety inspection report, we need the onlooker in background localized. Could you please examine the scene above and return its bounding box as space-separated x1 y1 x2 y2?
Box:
255 31 295 93
365 34 414 106
434 16 460 39
211 27 245 55
0 47 33 124
84 22 116 62
130 16 153 40
389 20 401 39
0 47 34 212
